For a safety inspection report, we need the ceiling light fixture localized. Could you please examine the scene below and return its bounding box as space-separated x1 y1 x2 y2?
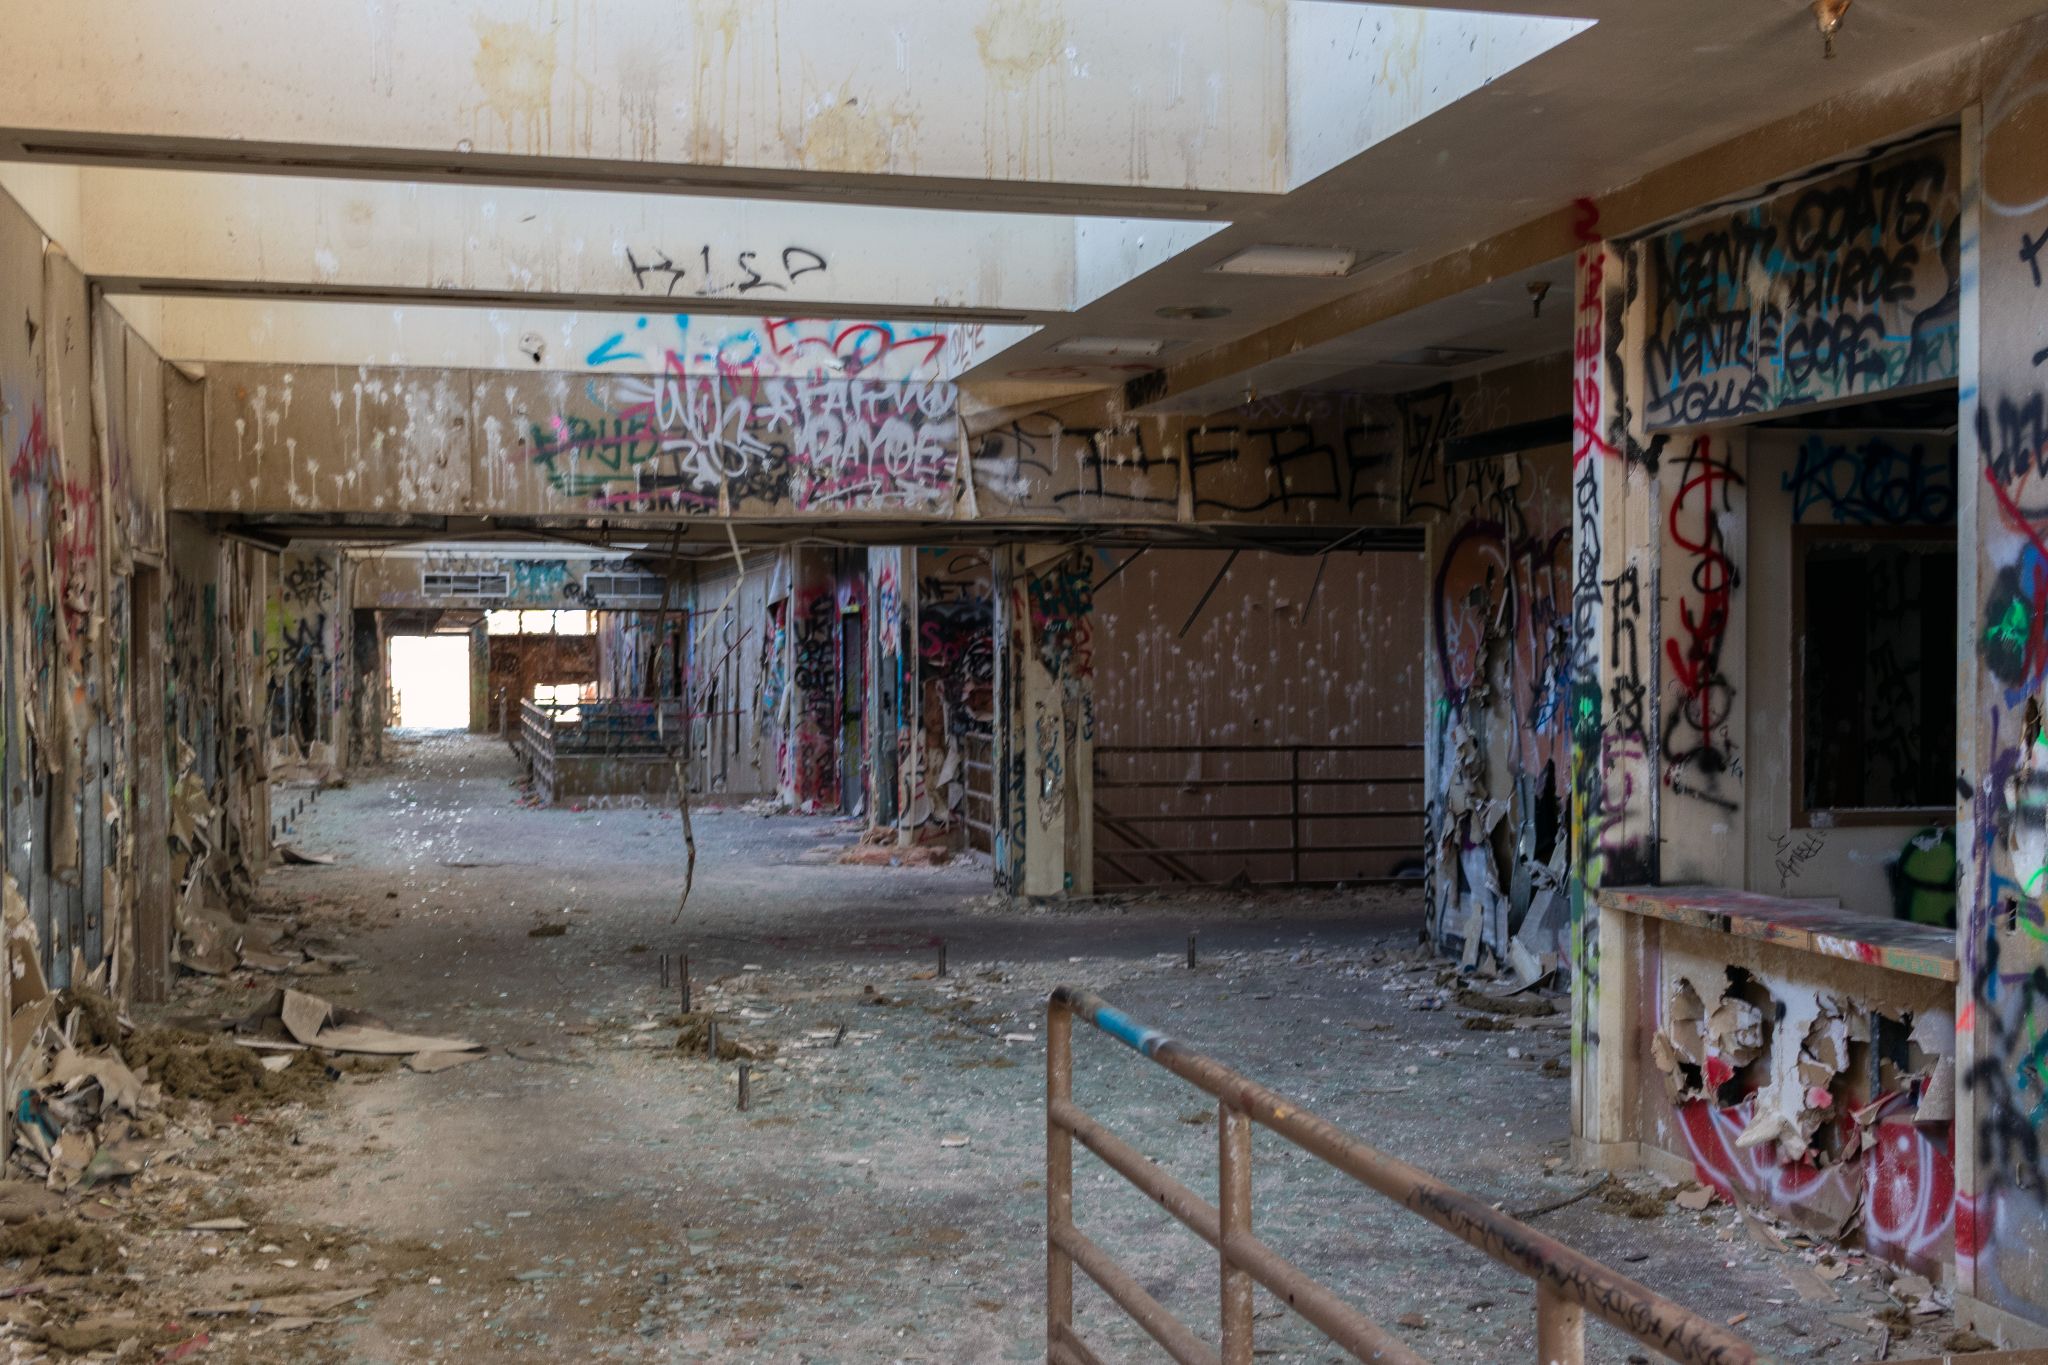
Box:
1051 336 1170 358
1209 244 1377 278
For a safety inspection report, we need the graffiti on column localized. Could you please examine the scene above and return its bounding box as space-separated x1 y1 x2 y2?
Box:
1024 556 1094 682
1661 436 1744 812
1966 48 2048 1320
790 586 840 808
268 550 343 753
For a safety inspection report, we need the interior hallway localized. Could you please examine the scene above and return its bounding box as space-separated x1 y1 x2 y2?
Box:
150 734 1906 1363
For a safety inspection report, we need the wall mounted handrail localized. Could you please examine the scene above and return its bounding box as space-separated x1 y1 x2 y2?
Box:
1046 986 1762 1365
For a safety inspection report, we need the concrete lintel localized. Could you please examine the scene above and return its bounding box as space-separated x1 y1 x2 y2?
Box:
73 167 1097 318
119 296 1036 378
0 0 1289 200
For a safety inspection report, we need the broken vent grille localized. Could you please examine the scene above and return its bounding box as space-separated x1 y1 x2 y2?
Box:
423 571 511 598
583 573 668 602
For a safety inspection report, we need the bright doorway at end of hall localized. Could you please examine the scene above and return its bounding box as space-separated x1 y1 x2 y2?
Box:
389 634 471 730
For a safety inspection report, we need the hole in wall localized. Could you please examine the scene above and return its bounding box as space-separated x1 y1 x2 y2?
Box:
1719 968 1777 1107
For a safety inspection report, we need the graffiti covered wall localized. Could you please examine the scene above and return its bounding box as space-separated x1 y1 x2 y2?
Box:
1643 134 1962 430
1964 28 2048 1328
1407 357 1578 967
909 547 994 837
972 390 1401 526
266 548 349 770
191 340 1408 534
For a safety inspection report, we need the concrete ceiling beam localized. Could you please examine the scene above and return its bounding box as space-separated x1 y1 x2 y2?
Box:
0 0 1289 206
69 167 1087 320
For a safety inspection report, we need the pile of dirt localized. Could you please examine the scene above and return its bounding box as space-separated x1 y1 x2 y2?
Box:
1455 988 1558 1018
123 1028 331 1108
0 1216 122 1273
671 1013 777 1062
1598 1182 1672 1219
38 1316 182 1355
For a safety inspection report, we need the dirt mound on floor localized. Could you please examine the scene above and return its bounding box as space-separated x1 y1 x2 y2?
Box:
0 1216 123 1274
124 1028 332 1108
671 1013 777 1062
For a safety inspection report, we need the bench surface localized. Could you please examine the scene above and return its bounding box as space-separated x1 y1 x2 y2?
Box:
1598 885 1957 982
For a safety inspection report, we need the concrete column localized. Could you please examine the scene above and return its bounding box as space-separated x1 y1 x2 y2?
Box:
995 545 1096 899
866 546 911 836
1568 240 1661 1148
786 548 840 812
1960 38 2048 1336
467 622 490 732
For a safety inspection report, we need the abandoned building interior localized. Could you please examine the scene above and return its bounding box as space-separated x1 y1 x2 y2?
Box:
3 2 2048 1362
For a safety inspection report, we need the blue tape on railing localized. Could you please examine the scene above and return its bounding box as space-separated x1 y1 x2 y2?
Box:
1091 1003 1168 1058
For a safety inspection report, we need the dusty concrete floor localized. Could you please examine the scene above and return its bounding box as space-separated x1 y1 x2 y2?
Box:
88 732 1970 1362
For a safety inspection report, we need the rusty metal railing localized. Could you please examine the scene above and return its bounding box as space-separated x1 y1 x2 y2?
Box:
1046 987 1762 1365
1092 743 1423 889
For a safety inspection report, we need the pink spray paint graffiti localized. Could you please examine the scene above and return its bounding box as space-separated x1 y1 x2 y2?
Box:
539 320 961 514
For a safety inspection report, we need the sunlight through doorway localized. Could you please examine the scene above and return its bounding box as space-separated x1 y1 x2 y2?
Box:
389 634 471 730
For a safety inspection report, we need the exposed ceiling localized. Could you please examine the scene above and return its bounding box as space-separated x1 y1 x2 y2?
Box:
1 0 2042 414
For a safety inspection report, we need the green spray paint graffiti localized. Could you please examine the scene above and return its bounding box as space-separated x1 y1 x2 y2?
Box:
1889 825 1956 928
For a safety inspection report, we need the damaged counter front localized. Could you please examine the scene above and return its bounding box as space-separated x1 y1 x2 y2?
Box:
1588 888 1958 1276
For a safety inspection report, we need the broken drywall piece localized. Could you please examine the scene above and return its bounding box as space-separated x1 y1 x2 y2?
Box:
1916 1055 1956 1124
172 883 244 976
276 845 336 866
1506 936 1544 989
405 1050 485 1074
262 988 480 1057
1705 993 1764 1065
1458 899 1484 971
38 1049 149 1116
299 1023 480 1057
5 875 53 1094
1520 886 1565 945
1736 1107 1796 1152
281 990 332 1046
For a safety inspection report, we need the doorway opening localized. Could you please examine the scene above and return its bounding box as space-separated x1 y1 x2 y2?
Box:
389 634 472 729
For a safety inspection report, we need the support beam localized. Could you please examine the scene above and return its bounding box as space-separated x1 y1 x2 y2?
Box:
71 168 1103 320
0 0 1290 206
996 545 1094 899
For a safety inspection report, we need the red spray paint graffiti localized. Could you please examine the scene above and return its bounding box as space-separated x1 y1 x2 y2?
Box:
1572 247 1617 467
1662 436 1743 801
